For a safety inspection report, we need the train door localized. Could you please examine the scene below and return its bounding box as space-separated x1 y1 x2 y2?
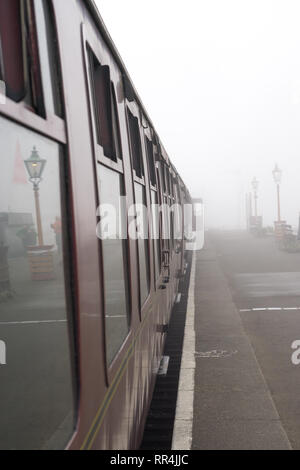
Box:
153 157 171 327
173 178 184 283
143 131 167 363
126 105 167 411
126 104 152 319
166 167 177 310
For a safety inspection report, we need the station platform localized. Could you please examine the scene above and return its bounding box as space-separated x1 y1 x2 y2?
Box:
172 232 294 450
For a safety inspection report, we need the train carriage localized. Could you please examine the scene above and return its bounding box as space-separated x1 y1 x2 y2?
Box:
0 0 192 450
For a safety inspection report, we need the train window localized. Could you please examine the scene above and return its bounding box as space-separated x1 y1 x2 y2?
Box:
0 0 44 115
169 175 175 251
97 165 130 365
111 85 122 160
169 174 174 199
174 184 183 242
151 190 161 281
164 166 170 195
127 110 144 178
0 116 75 449
163 193 170 253
135 183 150 305
0 0 25 102
89 52 122 161
34 0 62 117
161 165 166 193
145 137 156 187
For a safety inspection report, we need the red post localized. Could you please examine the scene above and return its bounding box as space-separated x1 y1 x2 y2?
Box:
277 183 281 222
34 186 44 246
254 191 258 219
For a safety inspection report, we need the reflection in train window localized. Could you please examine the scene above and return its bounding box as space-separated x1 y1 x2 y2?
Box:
97 165 130 365
0 116 75 449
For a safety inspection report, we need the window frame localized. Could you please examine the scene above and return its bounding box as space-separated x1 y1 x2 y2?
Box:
96 162 132 366
84 45 124 174
88 49 123 167
0 0 79 442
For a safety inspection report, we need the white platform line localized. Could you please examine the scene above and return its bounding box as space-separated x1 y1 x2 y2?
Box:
0 320 67 326
240 307 300 313
105 315 126 318
172 254 196 451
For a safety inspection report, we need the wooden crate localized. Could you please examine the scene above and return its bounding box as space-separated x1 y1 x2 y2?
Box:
27 246 55 281
0 246 11 299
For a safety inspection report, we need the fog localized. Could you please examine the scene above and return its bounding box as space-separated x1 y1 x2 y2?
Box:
96 0 300 230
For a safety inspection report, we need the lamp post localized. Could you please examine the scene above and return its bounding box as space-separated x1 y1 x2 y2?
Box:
272 164 282 223
24 147 46 247
251 177 259 220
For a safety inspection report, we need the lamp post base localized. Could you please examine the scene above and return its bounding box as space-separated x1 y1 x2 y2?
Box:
274 220 286 241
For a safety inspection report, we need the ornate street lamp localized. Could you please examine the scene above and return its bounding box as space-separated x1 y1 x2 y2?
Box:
251 177 259 219
24 147 46 246
272 164 282 222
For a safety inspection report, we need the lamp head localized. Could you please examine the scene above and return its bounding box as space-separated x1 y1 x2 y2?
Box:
252 177 259 192
272 164 282 184
24 147 46 185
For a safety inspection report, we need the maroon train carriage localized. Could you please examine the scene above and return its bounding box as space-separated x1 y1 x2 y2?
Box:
0 0 192 449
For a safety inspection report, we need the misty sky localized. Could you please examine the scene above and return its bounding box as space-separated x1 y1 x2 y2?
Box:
96 0 300 229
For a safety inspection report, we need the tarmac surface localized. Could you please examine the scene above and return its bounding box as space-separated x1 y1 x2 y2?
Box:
191 230 300 450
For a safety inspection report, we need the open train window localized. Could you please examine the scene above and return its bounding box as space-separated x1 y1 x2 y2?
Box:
0 0 62 118
0 0 25 102
34 0 63 117
89 51 122 162
165 165 170 196
127 109 144 179
0 0 43 114
145 137 156 188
